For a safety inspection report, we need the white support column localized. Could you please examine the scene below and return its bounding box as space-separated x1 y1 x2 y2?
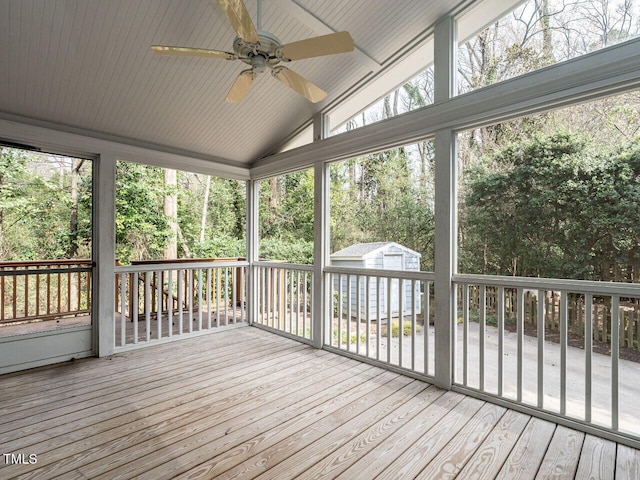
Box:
93 153 116 357
312 112 329 348
246 179 260 325
433 16 457 389
313 162 329 348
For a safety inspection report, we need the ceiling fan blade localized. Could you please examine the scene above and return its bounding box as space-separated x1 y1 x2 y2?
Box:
272 67 327 103
216 0 259 44
278 31 354 61
226 69 255 103
151 45 237 60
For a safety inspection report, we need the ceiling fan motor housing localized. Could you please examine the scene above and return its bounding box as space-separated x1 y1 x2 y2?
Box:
234 31 283 73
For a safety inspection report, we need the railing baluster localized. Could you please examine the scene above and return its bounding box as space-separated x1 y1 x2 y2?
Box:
177 269 183 335
224 267 229 326
398 277 404 367
304 271 309 338
517 287 524 403
216 267 222 328
347 274 352 351
338 274 343 349
188 269 194 333
480 284 486 391
498 286 505 397
366 276 371 359
197 268 203 331
308 272 313 340
270 268 275 328
145 272 151 342
612 295 620 431
537 288 545 409
119 273 126 347
35 269 40 318
232 266 237 324
133 272 139 343
206 268 212 329
260 267 265 325
57 271 61 314
24 269 29 318
411 279 416 371
560 291 568 416
77 270 82 311
425 281 430 376
463 283 469 386
585 294 593 423
296 270 301 336
376 277 381 361
157 270 163 339
356 275 361 355
387 276 392 364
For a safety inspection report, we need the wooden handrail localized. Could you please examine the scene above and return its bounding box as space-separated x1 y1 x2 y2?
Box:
0 259 93 268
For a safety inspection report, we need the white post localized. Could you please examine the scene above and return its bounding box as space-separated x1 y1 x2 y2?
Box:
313 113 329 348
246 179 259 325
93 153 116 357
433 16 457 389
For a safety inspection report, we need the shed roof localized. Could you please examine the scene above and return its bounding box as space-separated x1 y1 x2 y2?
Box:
330 242 421 260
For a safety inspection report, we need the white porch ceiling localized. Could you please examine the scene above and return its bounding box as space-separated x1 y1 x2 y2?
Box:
0 0 480 168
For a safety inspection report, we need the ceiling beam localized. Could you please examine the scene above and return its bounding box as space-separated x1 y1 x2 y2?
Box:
271 0 381 73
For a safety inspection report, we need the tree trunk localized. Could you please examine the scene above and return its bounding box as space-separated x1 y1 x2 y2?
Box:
68 158 84 258
199 175 211 244
164 169 178 260
538 0 555 64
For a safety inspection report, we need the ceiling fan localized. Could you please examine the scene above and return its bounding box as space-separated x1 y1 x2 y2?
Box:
151 0 355 103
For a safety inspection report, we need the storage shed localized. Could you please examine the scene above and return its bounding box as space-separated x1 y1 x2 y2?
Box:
330 242 421 320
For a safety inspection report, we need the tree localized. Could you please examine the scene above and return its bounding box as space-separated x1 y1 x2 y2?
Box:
462 133 640 280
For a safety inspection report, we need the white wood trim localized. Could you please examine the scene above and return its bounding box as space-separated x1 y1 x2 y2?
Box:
0 113 250 180
313 161 329 348
115 261 248 274
325 266 434 281
271 0 381 73
453 273 640 297
251 37 640 179
94 153 116 357
432 15 457 390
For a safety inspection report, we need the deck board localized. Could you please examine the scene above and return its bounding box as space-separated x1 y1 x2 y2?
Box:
0 326 637 480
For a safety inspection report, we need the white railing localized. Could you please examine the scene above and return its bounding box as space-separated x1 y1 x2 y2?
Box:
254 262 314 342
454 273 640 444
325 266 435 378
114 260 248 349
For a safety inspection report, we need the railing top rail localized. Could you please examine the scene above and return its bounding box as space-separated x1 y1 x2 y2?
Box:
325 265 435 281
115 260 249 274
0 259 93 268
254 261 314 272
0 266 93 277
454 273 640 297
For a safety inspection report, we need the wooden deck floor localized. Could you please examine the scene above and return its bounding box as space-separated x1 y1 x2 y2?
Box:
1 327 639 479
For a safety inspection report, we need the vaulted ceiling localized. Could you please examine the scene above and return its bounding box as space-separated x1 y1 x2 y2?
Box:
0 0 491 168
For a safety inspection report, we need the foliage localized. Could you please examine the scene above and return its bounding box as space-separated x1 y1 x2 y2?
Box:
461 133 640 280
0 148 92 260
330 146 435 270
390 320 422 337
115 162 170 263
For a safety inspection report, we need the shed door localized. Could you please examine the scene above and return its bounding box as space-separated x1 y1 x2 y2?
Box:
383 254 403 314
